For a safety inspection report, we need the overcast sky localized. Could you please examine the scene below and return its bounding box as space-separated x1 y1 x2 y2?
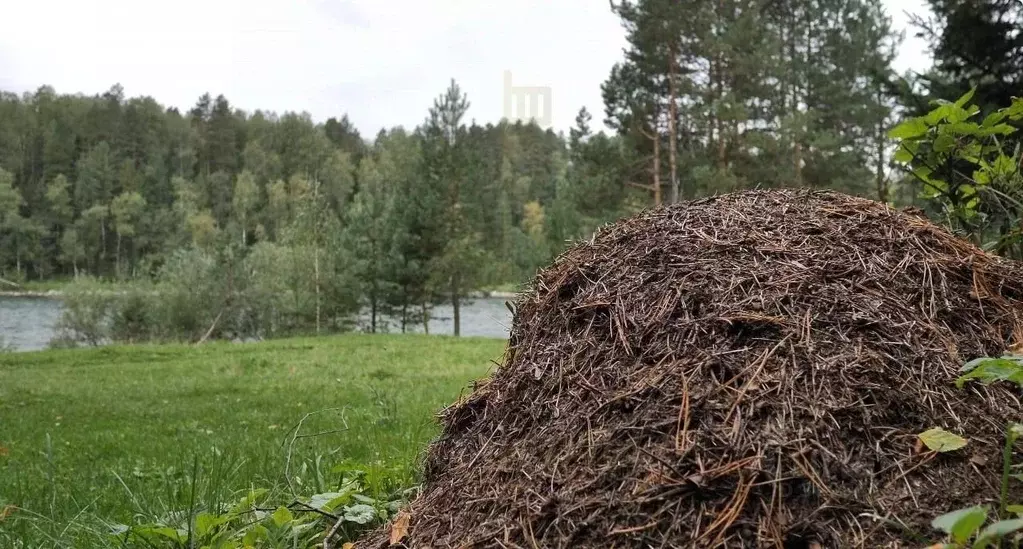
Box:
0 0 932 137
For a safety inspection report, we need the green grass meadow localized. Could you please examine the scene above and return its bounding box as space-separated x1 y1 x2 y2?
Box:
0 335 505 547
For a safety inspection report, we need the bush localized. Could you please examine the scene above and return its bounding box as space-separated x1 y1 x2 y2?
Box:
890 90 1023 257
110 282 158 343
51 276 118 346
152 247 234 342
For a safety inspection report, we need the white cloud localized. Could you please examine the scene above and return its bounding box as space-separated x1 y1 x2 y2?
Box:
0 0 930 136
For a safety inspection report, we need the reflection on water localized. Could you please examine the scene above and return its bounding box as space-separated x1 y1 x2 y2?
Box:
0 295 513 352
359 297 514 338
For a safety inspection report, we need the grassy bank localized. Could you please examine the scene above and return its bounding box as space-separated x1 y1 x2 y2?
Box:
0 335 505 547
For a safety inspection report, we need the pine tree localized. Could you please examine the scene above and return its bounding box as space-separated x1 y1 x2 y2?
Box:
420 79 481 337
324 114 367 164
345 151 398 333
907 0 1022 115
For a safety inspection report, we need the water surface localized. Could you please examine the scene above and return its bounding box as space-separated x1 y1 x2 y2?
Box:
0 295 512 352
0 296 63 352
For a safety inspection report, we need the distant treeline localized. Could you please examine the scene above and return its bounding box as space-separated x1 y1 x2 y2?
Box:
1 0 1019 340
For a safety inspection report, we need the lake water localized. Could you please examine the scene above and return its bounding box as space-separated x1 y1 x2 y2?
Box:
0 295 513 352
0 296 64 351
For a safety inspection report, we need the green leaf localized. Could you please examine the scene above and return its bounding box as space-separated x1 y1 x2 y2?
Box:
343 503 378 525
948 122 980 136
1005 98 1023 120
1006 505 1023 516
241 524 269 545
271 506 293 527
926 104 956 125
963 141 984 161
977 123 1017 137
195 512 217 537
308 491 350 512
981 110 1009 128
229 488 268 516
956 358 1023 387
972 518 1023 548
955 88 977 108
919 427 969 452
933 505 988 543
889 118 930 139
132 525 186 543
946 106 973 124
913 164 935 180
993 154 1018 176
934 133 957 152
893 146 914 163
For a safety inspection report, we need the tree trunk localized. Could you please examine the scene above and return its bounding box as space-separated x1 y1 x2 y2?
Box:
116 231 121 279
452 274 461 337
668 41 680 204
99 220 106 276
370 279 378 334
875 88 890 203
401 292 408 333
794 141 803 186
421 303 430 335
314 244 321 334
313 179 322 334
715 53 727 171
652 113 662 207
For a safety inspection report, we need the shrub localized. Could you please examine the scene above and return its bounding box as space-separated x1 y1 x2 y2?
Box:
50 276 118 346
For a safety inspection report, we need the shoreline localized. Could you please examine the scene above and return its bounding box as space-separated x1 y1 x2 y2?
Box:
0 289 523 300
0 290 64 298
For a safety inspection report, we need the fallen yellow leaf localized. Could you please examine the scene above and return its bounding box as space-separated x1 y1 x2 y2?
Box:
342 543 355 549
0 445 8 457
390 510 411 544
0 505 16 521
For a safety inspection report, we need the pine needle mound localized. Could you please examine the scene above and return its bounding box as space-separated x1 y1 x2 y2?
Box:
356 189 1023 548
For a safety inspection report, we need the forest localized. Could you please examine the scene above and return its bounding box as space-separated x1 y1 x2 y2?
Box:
0 0 1020 341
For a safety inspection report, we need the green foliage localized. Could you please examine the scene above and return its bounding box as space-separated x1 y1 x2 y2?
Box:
51 275 119 346
110 467 407 549
957 355 1023 388
604 0 898 202
890 92 1023 256
0 30 911 321
920 353 1023 547
153 247 233 340
927 504 1023 548
899 0 1022 134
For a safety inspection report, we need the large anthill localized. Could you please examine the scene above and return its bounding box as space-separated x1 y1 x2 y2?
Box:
352 189 1023 548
